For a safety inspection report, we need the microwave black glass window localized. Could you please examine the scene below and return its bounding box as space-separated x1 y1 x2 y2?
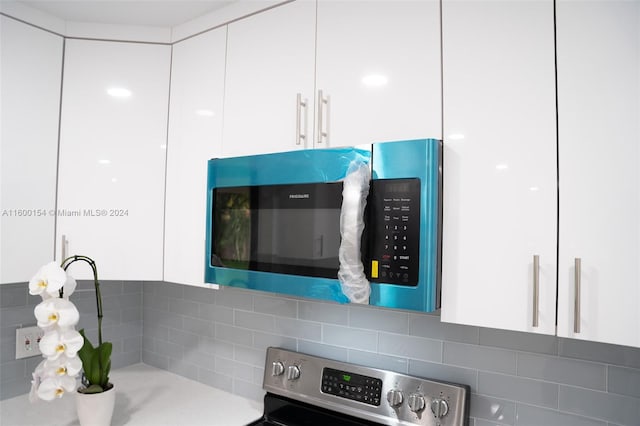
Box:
212 187 251 270
212 182 343 278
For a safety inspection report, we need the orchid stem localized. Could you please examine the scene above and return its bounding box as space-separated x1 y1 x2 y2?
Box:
61 255 103 346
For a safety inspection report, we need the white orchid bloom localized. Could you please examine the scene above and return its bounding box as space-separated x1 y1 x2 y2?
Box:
28 262 67 299
44 354 82 377
36 376 76 401
28 359 47 403
34 298 79 329
39 329 84 360
61 274 77 298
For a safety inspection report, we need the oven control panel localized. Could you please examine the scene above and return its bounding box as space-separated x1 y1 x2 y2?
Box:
322 368 382 406
262 347 470 426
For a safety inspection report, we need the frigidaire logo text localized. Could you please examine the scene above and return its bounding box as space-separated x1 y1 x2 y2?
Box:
289 194 310 199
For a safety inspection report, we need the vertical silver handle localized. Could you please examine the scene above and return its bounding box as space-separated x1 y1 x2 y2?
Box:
317 90 330 144
295 93 307 146
532 255 540 327
61 234 68 261
574 258 581 333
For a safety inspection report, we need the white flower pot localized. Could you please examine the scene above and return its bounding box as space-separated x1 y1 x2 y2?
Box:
76 385 116 426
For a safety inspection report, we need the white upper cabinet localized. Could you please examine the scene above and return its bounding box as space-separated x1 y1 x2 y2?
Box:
440 0 558 334
0 17 63 283
556 0 640 347
315 0 441 147
57 40 171 280
164 28 226 286
222 0 316 157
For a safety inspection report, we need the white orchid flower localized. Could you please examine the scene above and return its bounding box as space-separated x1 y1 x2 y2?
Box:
34 298 79 329
36 375 76 401
39 329 84 360
44 354 82 377
61 274 77 298
28 359 47 403
28 262 68 299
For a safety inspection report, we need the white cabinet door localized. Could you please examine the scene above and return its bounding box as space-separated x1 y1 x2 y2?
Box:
440 0 557 334
315 0 441 148
0 17 63 283
556 0 640 347
164 28 226 286
57 40 171 280
222 0 316 157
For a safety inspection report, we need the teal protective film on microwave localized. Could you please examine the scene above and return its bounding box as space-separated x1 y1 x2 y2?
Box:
368 139 442 312
204 147 371 304
204 139 442 312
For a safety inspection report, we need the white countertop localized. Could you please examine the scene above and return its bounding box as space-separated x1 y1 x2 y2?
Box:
0 364 264 426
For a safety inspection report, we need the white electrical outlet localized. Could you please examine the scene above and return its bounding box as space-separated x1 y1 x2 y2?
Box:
15 326 44 359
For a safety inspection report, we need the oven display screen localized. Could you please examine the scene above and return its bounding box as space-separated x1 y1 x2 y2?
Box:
322 368 382 406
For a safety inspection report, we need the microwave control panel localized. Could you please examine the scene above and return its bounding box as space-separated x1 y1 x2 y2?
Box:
365 178 421 286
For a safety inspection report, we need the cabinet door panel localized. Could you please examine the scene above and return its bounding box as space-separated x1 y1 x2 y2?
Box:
0 17 62 283
222 1 316 157
57 40 170 280
315 0 441 147
441 0 557 334
557 0 640 347
165 28 226 286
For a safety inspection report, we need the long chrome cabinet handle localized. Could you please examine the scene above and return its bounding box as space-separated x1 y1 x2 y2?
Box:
317 90 330 144
532 255 540 327
295 93 307 146
61 234 68 260
574 258 581 333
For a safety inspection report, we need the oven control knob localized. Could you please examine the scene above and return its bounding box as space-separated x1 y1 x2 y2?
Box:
271 361 285 377
430 398 449 418
286 365 301 381
386 389 404 407
408 393 426 412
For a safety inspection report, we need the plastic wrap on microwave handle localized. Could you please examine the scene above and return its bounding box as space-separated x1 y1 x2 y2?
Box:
338 160 371 304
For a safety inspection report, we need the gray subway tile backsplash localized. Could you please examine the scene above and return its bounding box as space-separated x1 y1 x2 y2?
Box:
298 340 348 362
378 331 443 362
516 404 607 426
479 371 559 409
608 365 640 399
517 352 607 391
234 310 276 333
298 299 348 325
559 385 640 425
348 349 409 374
323 323 377 352
479 327 559 355
408 359 479 393
443 341 517 375
0 285 27 308
558 338 640 370
253 294 297 318
349 304 409 334
3 281 640 426
470 393 517 425
411 313 480 344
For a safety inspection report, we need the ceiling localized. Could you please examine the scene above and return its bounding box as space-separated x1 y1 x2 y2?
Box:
6 0 237 27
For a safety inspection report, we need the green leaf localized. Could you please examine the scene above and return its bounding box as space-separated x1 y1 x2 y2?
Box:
76 329 112 391
76 329 95 367
88 348 102 385
97 342 112 388
79 384 104 394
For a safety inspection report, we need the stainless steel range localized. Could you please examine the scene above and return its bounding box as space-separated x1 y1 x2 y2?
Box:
248 347 470 426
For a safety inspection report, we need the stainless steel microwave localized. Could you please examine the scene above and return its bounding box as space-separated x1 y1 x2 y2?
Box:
204 139 442 312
